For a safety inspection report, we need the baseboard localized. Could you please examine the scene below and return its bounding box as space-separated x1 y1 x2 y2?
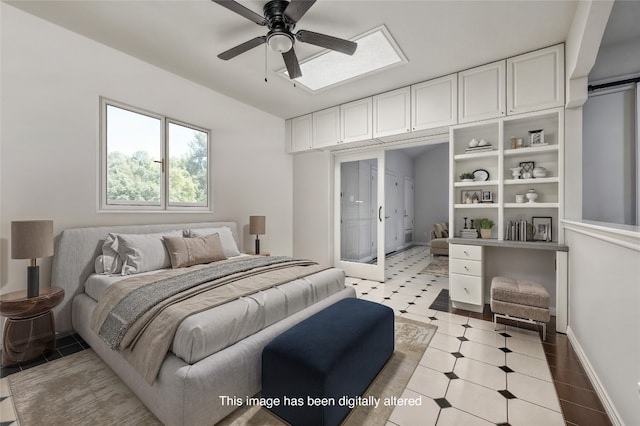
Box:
566 326 622 426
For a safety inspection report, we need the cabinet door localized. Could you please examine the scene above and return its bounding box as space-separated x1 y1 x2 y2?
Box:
312 106 340 149
373 87 411 138
341 98 373 143
507 44 564 114
450 273 483 305
458 60 506 123
412 74 457 131
290 114 313 152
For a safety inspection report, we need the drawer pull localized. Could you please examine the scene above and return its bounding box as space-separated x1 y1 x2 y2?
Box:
463 250 469 256
464 287 469 293
464 266 469 270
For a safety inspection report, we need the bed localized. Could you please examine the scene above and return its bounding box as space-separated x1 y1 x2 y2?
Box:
51 221 355 425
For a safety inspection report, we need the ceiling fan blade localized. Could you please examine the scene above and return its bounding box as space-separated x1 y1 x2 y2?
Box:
282 49 302 79
212 0 266 25
284 0 316 23
295 30 357 55
218 36 266 60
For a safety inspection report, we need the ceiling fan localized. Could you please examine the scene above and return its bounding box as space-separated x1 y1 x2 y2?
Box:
213 0 357 79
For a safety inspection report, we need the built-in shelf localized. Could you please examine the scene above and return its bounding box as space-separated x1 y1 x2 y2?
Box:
454 203 498 209
504 202 559 208
454 150 499 161
454 180 499 187
503 145 559 156
504 177 559 185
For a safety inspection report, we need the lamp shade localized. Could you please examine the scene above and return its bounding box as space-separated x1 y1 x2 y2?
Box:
11 220 54 259
249 216 266 235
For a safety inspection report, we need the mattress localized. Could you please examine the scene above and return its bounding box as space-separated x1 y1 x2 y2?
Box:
84 267 346 364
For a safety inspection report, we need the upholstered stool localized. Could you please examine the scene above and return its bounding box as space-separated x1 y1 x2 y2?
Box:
490 276 550 340
262 298 394 426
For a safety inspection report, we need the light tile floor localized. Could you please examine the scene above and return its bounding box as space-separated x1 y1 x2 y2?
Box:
0 245 566 426
344 245 565 426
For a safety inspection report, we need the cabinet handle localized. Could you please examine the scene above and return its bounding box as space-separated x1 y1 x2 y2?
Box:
464 266 469 270
463 250 469 255
464 287 469 293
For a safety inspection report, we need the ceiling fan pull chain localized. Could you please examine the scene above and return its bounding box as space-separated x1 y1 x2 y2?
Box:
264 43 268 83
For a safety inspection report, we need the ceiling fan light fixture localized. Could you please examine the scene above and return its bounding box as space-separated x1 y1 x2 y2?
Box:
267 32 294 53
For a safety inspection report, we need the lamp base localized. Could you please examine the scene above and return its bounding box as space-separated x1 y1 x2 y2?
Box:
27 265 39 298
254 237 260 255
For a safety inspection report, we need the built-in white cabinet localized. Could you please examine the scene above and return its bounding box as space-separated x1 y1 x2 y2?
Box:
458 60 506 124
507 44 565 115
449 244 484 312
449 107 564 244
411 73 458 131
312 106 341 149
289 114 313 152
341 97 373 144
373 87 411 138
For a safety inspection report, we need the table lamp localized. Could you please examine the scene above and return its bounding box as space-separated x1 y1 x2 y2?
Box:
11 220 54 298
249 216 266 255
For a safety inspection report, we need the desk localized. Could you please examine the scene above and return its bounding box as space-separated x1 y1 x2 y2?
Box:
0 286 64 366
449 239 568 333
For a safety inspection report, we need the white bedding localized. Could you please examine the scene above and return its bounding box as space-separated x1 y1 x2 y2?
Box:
83 266 346 364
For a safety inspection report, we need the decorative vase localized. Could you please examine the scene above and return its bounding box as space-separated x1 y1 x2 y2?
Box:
510 167 522 179
526 189 538 203
480 228 491 239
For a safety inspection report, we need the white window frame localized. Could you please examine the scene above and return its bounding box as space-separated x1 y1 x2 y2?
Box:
99 97 212 212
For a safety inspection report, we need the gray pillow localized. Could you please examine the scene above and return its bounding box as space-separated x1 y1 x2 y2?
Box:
188 226 241 257
116 230 183 274
163 233 227 268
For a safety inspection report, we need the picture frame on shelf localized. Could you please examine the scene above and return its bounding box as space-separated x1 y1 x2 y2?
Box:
519 161 535 178
481 190 493 203
532 216 552 241
529 129 546 146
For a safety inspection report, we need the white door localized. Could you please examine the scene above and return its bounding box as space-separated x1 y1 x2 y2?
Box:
335 151 385 282
404 177 414 233
385 171 397 254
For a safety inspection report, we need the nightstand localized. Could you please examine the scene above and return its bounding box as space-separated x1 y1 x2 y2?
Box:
245 252 271 256
0 286 64 366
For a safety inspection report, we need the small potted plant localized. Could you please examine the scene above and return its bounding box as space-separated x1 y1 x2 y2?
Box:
479 218 494 239
459 172 475 182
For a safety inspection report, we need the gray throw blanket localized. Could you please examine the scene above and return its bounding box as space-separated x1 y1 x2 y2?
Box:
90 256 329 383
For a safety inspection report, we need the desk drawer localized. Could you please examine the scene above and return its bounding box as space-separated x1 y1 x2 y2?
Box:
450 259 482 276
450 244 483 261
450 273 483 305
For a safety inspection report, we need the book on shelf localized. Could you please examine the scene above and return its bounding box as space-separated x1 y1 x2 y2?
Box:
505 220 535 241
460 229 479 238
464 146 493 153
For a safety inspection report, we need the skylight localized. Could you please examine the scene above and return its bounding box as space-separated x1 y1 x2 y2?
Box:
283 25 407 92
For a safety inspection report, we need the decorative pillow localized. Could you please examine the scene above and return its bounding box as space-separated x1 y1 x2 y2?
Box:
101 233 123 274
163 233 227 269
94 254 118 275
188 227 241 257
116 230 183 274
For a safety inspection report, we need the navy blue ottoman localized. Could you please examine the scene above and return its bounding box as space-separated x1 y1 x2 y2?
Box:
262 298 394 426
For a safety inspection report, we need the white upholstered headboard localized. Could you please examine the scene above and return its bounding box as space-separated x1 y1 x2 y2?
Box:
51 221 240 333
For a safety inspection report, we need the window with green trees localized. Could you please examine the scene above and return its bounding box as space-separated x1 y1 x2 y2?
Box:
101 99 210 210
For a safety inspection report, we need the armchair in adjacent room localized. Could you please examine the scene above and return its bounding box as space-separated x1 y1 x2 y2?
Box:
430 222 449 256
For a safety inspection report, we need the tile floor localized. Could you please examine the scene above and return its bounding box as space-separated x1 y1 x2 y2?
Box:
0 245 611 426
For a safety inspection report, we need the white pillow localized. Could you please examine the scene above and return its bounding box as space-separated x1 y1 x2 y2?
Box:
101 233 123 274
94 254 118 275
188 227 241 257
116 230 183 274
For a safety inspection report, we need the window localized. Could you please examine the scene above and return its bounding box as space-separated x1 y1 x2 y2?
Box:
100 99 210 211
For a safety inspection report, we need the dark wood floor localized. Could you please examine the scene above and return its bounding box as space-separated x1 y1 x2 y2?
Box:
447 305 613 426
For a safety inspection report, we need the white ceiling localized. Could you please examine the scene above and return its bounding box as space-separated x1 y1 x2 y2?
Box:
8 0 580 119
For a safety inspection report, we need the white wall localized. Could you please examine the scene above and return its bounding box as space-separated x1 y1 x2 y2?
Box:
414 143 449 243
0 4 290 294
583 87 637 225
564 222 640 426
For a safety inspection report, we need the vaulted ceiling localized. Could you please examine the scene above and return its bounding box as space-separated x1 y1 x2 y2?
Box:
8 1 581 119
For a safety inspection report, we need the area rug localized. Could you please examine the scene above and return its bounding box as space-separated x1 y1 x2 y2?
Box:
8 317 436 426
419 256 449 277
428 289 451 312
